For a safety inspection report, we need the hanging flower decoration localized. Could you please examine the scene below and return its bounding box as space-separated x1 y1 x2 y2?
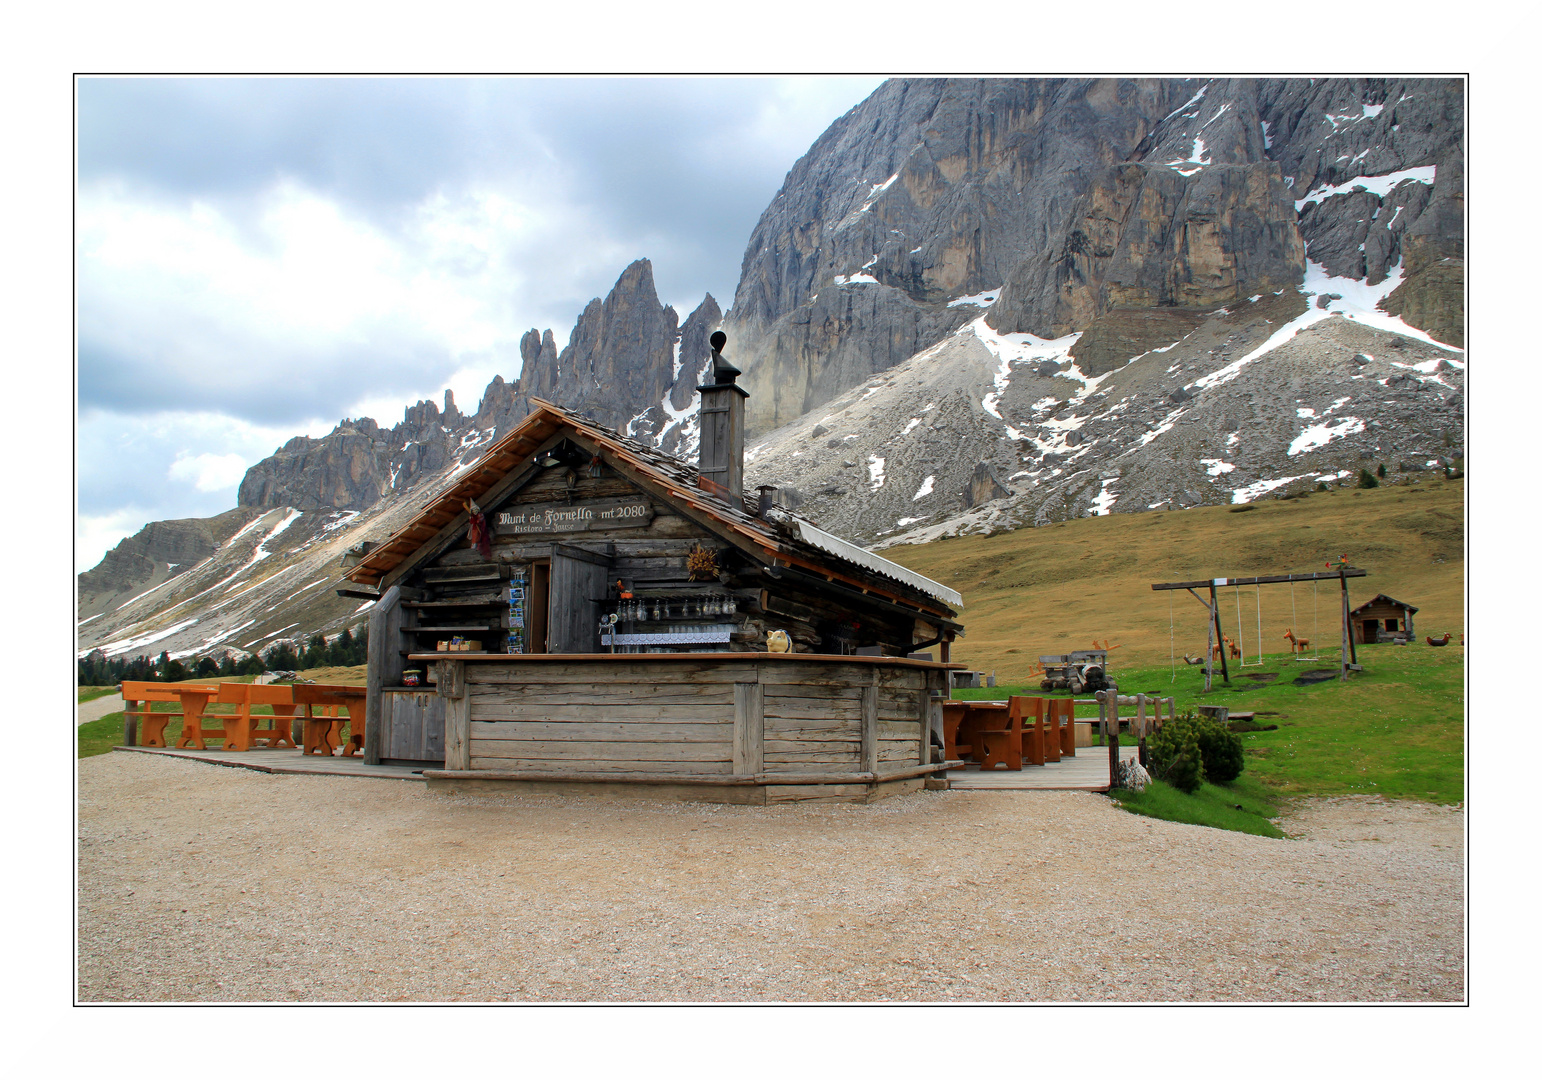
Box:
687 544 719 581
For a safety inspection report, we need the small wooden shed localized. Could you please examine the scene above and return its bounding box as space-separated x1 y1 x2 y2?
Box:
1350 594 1418 644
337 340 964 802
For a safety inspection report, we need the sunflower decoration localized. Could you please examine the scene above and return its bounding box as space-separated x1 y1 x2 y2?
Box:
686 543 720 581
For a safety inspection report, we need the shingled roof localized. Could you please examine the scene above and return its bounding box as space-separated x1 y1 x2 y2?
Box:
1349 594 1419 616
344 399 962 616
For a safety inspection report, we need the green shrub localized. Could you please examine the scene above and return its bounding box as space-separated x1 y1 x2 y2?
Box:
1358 469 1379 488
1147 712 1246 792
1195 719 1245 783
1147 717 1205 793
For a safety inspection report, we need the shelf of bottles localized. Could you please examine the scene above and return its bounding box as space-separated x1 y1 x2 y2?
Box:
599 592 739 653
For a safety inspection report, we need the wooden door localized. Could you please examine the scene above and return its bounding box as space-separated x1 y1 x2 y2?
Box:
529 561 550 653
549 550 611 653
380 691 446 764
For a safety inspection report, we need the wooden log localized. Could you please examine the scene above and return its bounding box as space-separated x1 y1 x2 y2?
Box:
470 740 732 762
763 749 862 765
764 723 859 743
733 681 765 776
471 703 735 722
469 692 735 710
470 720 731 742
468 756 734 774
914 686 929 766
860 677 879 773
122 700 139 747
1204 585 1216 692
364 585 402 766
444 689 470 771
1340 571 1353 680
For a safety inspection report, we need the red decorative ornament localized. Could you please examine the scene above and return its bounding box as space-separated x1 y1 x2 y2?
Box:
465 498 493 560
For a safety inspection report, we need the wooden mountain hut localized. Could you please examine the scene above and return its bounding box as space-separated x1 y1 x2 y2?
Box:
1350 594 1418 644
337 337 964 803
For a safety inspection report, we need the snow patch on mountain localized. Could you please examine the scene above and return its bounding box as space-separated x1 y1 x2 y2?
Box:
1295 166 1436 211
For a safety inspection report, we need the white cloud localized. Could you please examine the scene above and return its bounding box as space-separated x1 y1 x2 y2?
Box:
168 451 249 492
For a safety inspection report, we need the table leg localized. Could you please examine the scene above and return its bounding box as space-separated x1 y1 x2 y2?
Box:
265 705 298 748
341 699 365 757
223 705 253 752
176 702 208 749
171 693 209 750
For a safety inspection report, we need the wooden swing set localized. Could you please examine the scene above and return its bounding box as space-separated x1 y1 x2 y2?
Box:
1151 567 1368 691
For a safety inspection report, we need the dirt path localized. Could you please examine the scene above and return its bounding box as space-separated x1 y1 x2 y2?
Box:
77 694 123 727
77 752 1464 1002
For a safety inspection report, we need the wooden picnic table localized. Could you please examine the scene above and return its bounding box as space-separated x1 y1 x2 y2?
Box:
120 681 220 748
941 697 1078 771
290 684 368 757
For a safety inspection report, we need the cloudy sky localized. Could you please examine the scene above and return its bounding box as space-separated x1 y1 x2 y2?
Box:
76 76 885 569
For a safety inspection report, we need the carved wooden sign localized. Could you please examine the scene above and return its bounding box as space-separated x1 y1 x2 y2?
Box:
495 497 654 535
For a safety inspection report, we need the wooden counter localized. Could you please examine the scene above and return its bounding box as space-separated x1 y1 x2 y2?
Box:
410 653 960 804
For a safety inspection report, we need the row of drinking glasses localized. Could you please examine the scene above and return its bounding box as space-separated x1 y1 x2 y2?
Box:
617 596 737 621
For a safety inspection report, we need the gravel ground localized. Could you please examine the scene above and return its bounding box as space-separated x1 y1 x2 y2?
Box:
77 752 1464 1002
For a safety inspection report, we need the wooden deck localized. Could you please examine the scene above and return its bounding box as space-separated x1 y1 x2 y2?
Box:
945 744 1139 791
113 743 1141 793
113 745 427 781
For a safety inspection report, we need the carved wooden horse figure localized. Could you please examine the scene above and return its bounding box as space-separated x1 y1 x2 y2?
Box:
1283 629 1310 654
1213 635 1242 660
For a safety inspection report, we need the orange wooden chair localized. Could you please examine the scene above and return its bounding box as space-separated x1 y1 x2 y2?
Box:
214 683 298 751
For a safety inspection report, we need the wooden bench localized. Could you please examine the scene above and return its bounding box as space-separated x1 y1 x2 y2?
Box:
1049 698 1076 758
942 702 973 761
290 684 368 757
212 683 299 751
972 703 1021 771
120 682 220 748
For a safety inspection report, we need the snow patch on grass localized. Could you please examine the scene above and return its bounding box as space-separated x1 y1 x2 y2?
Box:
1231 476 1306 503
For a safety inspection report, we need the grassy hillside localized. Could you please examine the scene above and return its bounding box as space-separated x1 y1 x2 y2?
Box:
885 476 1463 682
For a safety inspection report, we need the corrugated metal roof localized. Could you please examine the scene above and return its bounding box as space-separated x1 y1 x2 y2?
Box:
790 520 964 609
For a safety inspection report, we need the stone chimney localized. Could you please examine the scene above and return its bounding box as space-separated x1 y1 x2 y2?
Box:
696 331 747 501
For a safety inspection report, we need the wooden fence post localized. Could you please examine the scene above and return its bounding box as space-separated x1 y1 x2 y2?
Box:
860 670 880 774
440 658 469 772
1102 686 1120 787
734 680 765 776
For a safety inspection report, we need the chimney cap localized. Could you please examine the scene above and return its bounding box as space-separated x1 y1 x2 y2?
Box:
708 331 741 384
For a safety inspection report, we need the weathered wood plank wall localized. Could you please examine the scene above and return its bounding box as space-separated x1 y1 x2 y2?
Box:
458 658 932 780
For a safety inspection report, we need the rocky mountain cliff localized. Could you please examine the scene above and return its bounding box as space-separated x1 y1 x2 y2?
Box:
235 258 722 521
724 77 1463 433
79 76 1465 666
